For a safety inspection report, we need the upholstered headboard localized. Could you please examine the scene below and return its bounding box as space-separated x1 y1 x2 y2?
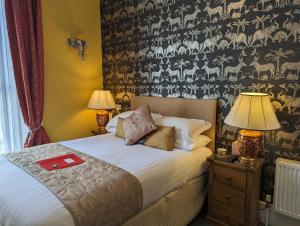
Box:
131 96 217 152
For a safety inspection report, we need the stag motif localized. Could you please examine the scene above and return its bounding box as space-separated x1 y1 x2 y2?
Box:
201 63 221 80
183 62 200 81
184 5 201 27
227 0 246 17
250 56 275 79
166 65 180 82
151 16 164 35
203 2 223 21
166 12 181 31
224 58 247 81
137 23 149 35
151 65 164 83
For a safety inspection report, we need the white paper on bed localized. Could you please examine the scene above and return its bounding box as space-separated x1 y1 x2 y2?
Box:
0 134 211 226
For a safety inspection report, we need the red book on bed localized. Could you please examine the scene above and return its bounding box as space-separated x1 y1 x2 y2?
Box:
37 153 85 171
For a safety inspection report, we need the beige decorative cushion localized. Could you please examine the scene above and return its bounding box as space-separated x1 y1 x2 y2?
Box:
123 104 157 144
115 117 125 139
143 126 175 151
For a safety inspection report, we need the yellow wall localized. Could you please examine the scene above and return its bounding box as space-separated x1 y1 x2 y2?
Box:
42 0 102 142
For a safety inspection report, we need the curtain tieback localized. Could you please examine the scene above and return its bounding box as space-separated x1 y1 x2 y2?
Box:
30 125 42 132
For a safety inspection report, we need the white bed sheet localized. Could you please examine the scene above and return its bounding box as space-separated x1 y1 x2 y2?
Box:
0 134 211 226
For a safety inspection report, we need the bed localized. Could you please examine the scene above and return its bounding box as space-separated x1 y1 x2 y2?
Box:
0 96 217 226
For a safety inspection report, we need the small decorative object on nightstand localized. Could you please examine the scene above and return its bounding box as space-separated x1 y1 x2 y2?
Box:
206 155 264 226
224 92 280 165
88 90 116 134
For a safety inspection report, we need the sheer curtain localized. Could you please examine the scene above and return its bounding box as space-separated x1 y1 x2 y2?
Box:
0 0 27 153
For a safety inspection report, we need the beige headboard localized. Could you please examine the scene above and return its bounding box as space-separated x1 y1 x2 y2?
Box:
131 96 217 152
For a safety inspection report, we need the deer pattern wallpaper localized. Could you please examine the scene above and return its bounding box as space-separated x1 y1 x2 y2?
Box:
100 0 300 198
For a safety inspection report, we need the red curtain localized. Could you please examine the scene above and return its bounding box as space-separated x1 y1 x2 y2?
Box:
5 0 50 147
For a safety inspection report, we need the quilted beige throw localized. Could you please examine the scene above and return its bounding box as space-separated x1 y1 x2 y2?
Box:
4 143 143 226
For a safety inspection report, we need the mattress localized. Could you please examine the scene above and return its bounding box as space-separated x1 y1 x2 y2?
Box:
0 134 211 226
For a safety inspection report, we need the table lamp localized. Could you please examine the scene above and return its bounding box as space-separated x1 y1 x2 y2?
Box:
224 92 280 164
88 90 116 133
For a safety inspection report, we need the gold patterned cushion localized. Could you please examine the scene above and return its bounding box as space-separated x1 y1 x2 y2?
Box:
116 117 175 150
123 104 157 145
143 126 175 151
115 117 125 139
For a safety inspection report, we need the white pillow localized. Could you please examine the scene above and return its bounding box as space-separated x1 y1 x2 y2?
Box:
184 135 211 150
106 111 162 133
154 116 212 150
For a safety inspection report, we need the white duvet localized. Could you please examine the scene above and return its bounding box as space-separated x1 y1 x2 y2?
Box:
0 134 211 226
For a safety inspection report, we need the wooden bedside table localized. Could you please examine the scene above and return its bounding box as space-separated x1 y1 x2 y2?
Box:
206 156 263 226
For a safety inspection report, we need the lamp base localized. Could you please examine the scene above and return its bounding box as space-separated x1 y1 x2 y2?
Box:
96 110 110 134
238 129 263 161
240 156 257 166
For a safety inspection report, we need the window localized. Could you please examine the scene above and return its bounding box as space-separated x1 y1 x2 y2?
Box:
0 0 27 153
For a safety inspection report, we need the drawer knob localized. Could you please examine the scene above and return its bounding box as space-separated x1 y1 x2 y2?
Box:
225 175 232 180
224 213 229 218
225 194 231 199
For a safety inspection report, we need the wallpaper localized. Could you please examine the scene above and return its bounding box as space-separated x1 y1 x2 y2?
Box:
100 0 300 198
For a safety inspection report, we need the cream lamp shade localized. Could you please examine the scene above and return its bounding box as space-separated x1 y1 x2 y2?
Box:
224 92 280 131
87 90 116 110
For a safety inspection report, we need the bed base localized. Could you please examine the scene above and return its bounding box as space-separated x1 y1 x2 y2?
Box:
124 175 208 226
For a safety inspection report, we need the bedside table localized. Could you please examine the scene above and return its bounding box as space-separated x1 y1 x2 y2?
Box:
91 130 107 136
206 156 263 226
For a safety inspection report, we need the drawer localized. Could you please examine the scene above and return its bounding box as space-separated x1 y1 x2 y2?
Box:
212 200 245 226
214 165 247 190
213 181 245 210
